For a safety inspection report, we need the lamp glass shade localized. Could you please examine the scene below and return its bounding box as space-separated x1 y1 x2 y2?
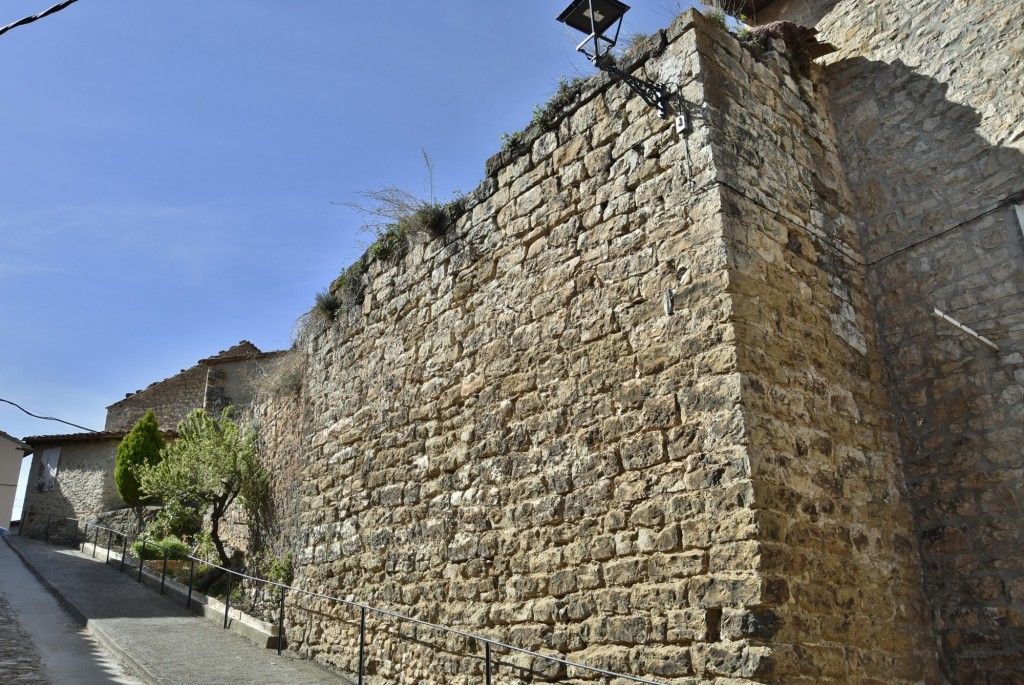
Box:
557 0 630 37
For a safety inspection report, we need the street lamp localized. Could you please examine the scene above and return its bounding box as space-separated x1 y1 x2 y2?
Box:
556 0 629 64
557 0 670 118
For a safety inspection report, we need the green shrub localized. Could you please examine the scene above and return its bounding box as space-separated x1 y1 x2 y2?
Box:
147 501 203 539
257 551 294 585
133 535 191 561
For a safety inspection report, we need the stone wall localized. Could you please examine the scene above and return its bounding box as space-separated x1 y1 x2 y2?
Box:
20 437 123 541
757 1 1024 681
205 356 282 417
250 11 940 684
104 365 207 432
697 19 942 682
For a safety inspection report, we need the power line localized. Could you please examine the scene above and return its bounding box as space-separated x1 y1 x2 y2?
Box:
0 0 82 39
868 194 1023 267
963 307 1024 328
947 290 1024 314
0 398 98 433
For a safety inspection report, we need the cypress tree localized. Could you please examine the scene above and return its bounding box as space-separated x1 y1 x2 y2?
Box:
115 410 166 530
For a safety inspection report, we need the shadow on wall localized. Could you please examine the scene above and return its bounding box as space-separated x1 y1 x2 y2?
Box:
755 0 842 26
21 479 82 545
826 57 1024 261
824 56 1024 685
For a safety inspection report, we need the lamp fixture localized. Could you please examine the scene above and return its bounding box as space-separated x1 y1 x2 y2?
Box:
557 0 669 118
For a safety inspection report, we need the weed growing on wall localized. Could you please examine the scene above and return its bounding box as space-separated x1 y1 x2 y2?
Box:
699 2 814 77
296 152 465 345
330 255 370 309
700 0 756 33
500 130 524 152
312 289 343 322
255 349 305 398
257 550 294 585
346 151 461 263
502 74 589 150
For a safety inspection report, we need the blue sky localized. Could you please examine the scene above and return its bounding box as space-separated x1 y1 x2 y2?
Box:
0 1 696 518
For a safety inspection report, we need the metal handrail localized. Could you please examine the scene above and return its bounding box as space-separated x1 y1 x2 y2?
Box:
24 513 669 685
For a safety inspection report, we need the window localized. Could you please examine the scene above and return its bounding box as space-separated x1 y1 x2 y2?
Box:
34 447 61 492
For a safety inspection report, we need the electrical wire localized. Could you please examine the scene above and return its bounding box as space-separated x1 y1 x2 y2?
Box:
960 307 1024 328
0 398 98 433
947 290 1024 313
868 194 1023 267
0 0 81 39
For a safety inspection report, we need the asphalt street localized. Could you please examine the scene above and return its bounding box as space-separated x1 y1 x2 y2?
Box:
0 536 142 685
3 535 352 685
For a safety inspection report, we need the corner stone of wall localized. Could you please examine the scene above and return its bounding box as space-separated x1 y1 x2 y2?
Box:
759 1 1024 681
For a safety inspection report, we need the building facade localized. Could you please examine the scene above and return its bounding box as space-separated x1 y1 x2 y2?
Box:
21 341 283 537
0 430 29 529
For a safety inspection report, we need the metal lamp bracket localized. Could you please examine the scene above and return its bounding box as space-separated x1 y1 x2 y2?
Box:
594 56 669 118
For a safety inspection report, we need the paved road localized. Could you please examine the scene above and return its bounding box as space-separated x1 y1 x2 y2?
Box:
4 535 352 685
0 591 48 685
0 537 142 685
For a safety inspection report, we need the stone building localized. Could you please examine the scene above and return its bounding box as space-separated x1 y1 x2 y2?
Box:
104 340 282 432
241 2 1022 684
20 341 283 537
0 429 29 529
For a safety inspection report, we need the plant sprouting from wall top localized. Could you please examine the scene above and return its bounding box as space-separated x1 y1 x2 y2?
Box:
700 0 749 31
343 150 462 267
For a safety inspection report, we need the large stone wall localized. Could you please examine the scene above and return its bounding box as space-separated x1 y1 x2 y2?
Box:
251 11 940 684
758 1 1024 681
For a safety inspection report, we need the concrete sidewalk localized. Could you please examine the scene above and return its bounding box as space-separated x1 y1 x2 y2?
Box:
4 535 352 685
0 538 141 685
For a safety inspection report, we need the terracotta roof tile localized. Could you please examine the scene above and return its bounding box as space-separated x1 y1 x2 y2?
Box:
24 430 176 444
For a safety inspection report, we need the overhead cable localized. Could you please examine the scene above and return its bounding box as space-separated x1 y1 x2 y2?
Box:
0 0 82 39
0 398 98 433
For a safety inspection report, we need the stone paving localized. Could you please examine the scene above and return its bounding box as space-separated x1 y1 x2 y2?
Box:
5 536 352 685
0 591 48 685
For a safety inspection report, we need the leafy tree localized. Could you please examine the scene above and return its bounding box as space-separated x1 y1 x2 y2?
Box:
138 407 268 569
115 410 166 532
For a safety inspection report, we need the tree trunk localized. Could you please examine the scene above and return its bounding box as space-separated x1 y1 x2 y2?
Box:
209 497 232 568
133 506 146 535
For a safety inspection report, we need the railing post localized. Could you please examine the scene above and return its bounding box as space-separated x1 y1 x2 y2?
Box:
92 526 99 558
120 534 128 573
186 558 195 610
224 572 232 629
82 523 88 552
485 641 492 685
44 514 50 543
138 541 146 583
160 549 169 595
106 530 113 564
277 587 286 656
358 606 366 685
